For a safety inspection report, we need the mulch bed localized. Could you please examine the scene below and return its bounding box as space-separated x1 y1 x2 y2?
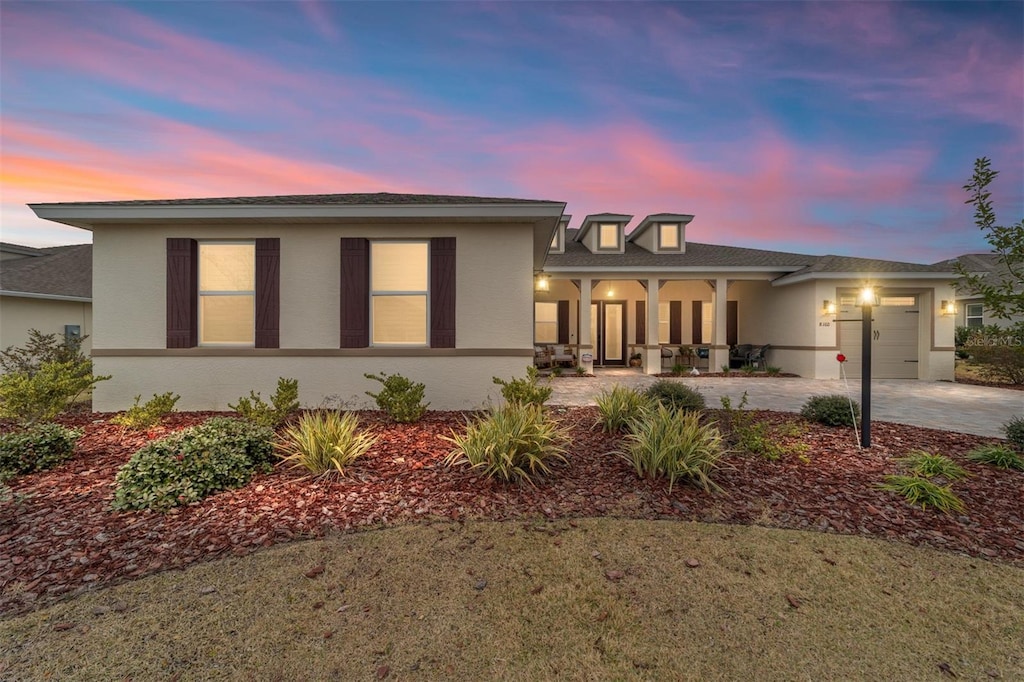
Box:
2 408 1022 617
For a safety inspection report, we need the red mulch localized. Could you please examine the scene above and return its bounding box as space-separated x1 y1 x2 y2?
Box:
2 408 1022 617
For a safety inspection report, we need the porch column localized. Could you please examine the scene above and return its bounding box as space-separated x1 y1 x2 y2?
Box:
710 277 729 371
644 278 661 375
579 277 593 373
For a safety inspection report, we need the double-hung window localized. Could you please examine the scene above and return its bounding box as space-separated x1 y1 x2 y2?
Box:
371 241 429 345
535 302 558 344
199 242 255 345
966 303 983 328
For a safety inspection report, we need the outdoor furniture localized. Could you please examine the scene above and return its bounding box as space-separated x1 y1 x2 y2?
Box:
748 344 771 371
550 344 575 367
729 344 755 369
661 346 675 370
534 346 552 368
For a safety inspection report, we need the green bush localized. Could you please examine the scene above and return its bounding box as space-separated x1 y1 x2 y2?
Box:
765 366 782 376
0 329 88 375
963 326 1024 385
230 377 300 429
966 444 1024 471
594 385 653 434
740 364 757 375
644 380 705 413
898 450 968 481
0 361 110 425
112 417 274 511
1003 415 1024 452
277 410 376 479
493 365 552 407
800 394 860 427
670 363 686 376
619 405 724 493
110 392 180 430
364 372 428 423
0 423 81 478
954 326 971 349
877 475 965 514
444 402 568 484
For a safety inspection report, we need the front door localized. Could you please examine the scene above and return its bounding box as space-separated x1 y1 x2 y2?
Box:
590 301 626 365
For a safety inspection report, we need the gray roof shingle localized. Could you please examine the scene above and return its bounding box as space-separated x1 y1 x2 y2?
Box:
34 192 560 207
0 244 92 299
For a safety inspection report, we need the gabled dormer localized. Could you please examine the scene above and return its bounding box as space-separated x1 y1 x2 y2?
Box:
548 215 570 254
574 213 632 254
627 213 694 254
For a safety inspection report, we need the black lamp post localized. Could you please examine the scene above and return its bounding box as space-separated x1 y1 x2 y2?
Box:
860 286 876 448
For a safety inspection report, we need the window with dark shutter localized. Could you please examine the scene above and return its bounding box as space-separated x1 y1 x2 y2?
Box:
727 301 738 346
691 301 702 345
340 238 370 348
167 238 198 348
255 238 280 348
669 300 682 345
430 237 456 348
557 300 569 345
635 301 646 345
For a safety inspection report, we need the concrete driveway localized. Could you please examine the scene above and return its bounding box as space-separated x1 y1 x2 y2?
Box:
548 370 1023 438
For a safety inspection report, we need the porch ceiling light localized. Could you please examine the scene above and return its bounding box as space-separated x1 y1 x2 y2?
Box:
940 300 957 316
822 299 836 316
535 273 550 292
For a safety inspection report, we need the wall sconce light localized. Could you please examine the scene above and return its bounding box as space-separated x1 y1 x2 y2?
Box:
859 286 879 306
534 274 550 292
822 299 836 316
940 300 957 316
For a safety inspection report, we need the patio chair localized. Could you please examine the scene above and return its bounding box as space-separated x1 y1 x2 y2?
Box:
534 346 552 368
550 344 575 367
729 344 754 369
748 344 770 371
661 346 675 370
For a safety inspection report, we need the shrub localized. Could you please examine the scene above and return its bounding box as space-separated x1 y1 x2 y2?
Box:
966 444 1024 471
230 377 300 429
963 325 1024 385
110 392 180 430
0 361 110 425
954 326 971 349
897 450 968 481
277 411 376 479
0 329 88 375
493 366 552 407
443 403 568 484
0 423 81 478
1003 415 1024 452
550 366 563 378
671 363 686 376
877 475 965 514
575 366 587 376
720 364 731 374
719 392 794 461
765 366 782 376
594 385 653 434
645 380 705 413
740 364 757 375
619 405 724 493
800 394 859 427
364 372 428 423
112 417 274 511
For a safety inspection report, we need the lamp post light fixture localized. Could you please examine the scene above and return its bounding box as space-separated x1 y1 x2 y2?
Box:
858 285 878 448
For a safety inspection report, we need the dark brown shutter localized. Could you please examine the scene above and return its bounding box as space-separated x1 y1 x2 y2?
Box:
166 238 197 348
691 300 703 344
430 237 456 348
727 300 738 346
669 300 682 345
254 238 280 348
635 300 646 345
340 238 369 348
557 300 570 344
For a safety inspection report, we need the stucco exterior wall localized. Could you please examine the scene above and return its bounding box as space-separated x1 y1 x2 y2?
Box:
0 295 92 358
91 221 535 410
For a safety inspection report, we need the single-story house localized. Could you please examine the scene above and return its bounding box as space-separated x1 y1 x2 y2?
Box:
29 193 958 411
935 253 1022 331
0 242 92 358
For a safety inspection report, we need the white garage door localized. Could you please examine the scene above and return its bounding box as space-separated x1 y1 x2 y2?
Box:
838 296 919 379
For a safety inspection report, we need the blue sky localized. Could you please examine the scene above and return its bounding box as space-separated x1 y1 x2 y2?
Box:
1 0 1021 262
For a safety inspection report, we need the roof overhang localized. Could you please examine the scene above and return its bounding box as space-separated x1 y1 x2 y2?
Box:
0 290 91 303
772 271 959 287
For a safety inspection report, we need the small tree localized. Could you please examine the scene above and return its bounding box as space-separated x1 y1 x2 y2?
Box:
954 157 1024 327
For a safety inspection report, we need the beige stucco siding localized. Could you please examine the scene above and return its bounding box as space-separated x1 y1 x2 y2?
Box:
0 295 92 357
90 221 535 410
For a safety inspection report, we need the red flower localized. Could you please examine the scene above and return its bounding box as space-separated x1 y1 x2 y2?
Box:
836 353 846 363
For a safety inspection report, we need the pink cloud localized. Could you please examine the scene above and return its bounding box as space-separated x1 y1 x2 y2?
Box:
297 0 343 43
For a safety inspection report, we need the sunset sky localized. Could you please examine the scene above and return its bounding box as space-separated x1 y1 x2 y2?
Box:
1 1 1021 262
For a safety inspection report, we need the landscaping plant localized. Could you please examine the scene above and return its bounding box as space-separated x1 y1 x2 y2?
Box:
877 475 965 514
619 404 725 493
0 329 89 375
961 326 1024 385
493 365 552 407
1003 415 1024 452
364 371 428 423
966 444 1024 471
277 410 376 479
897 450 968 481
444 402 567 484
644 380 705 413
112 417 274 511
0 423 81 478
594 385 653 434
230 377 300 429
110 392 180 431
800 394 860 428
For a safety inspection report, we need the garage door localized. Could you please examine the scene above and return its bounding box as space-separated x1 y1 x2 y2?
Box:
838 296 919 379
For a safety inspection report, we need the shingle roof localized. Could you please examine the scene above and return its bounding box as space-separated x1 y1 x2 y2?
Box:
548 230 817 269
786 254 953 276
34 192 559 207
0 244 92 299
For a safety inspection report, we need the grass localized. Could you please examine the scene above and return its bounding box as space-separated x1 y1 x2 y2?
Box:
2 519 1022 681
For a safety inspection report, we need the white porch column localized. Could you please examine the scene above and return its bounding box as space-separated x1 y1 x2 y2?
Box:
644 278 661 375
710 277 729 371
578 278 593 373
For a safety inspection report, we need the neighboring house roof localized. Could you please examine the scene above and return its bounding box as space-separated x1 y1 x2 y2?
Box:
0 242 47 258
934 252 1019 297
0 244 92 301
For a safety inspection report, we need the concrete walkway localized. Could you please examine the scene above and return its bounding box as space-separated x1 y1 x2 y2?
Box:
548 369 1023 438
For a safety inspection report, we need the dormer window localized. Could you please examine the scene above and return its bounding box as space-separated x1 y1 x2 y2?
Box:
550 232 560 250
658 223 680 250
598 223 620 250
